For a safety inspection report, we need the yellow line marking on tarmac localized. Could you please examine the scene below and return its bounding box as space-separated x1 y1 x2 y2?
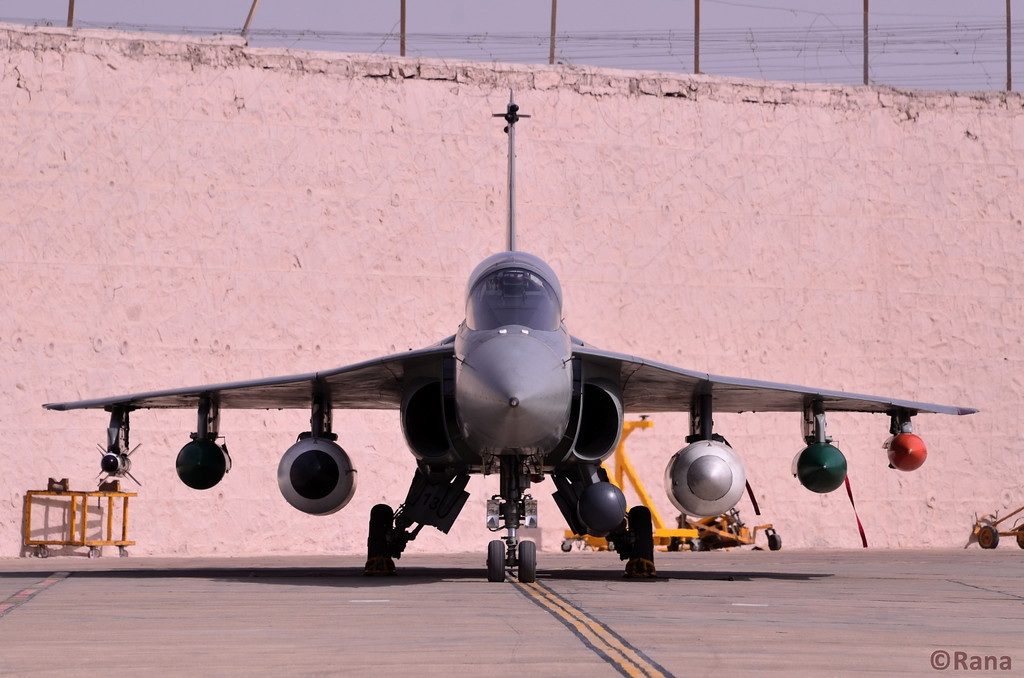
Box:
512 577 673 678
0 572 70 619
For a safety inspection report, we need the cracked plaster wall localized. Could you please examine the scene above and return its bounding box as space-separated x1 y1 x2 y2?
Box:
2 22 1022 557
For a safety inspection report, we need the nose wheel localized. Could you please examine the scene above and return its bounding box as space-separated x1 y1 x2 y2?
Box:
518 539 537 583
487 538 537 583
487 540 506 582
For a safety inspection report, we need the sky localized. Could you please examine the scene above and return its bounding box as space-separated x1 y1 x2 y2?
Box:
0 0 1019 91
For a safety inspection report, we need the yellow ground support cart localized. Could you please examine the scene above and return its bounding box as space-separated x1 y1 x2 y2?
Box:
23 479 136 558
681 509 781 551
970 503 1024 550
561 419 700 552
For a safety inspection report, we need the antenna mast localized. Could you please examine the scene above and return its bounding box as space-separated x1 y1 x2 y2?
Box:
494 91 529 252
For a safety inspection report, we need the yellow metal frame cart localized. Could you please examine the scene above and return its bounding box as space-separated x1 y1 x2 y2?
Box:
23 480 136 558
682 509 781 551
562 419 700 552
971 503 1024 550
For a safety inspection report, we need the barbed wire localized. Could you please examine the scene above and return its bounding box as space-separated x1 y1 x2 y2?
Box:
7 15 1020 91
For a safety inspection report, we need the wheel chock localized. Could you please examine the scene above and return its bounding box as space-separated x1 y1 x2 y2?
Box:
363 555 397 576
624 557 657 578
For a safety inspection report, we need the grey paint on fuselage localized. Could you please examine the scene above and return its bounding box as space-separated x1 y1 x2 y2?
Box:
454 251 573 458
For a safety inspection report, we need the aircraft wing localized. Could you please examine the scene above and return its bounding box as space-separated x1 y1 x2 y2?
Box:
43 339 456 412
572 344 976 416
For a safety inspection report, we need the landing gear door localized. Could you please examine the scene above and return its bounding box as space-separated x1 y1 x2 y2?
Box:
400 470 471 534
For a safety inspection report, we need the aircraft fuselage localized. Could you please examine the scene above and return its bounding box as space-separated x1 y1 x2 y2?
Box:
454 324 572 457
453 251 573 458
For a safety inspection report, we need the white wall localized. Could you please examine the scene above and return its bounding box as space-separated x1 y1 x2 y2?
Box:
2 23 1021 556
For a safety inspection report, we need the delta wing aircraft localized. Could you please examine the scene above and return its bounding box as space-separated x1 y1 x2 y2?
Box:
46 95 975 582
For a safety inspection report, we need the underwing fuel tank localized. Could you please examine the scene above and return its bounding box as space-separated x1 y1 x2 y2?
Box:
665 439 746 517
176 439 230 490
793 442 847 493
277 437 357 515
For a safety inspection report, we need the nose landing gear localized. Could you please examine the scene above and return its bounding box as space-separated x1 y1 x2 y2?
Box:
486 457 539 583
486 533 538 583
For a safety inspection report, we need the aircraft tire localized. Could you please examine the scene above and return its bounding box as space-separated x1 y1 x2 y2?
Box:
518 540 536 583
628 506 654 562
367 504 394 558
487 540 506 582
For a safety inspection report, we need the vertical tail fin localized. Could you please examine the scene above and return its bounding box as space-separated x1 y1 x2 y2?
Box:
494 91 529 252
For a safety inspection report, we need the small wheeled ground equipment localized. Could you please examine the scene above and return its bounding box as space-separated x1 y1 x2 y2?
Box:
970 503 1024 550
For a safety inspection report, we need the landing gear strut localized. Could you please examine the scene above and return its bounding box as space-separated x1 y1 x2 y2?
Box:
364 467 470 576
486 457 538 583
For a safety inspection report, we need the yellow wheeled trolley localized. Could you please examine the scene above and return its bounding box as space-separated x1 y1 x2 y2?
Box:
971 503 1024 550
562 419 700 552
23 479 136 558
681 509 781 551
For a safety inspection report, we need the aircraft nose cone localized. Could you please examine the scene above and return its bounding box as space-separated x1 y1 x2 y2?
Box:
456 332 572 452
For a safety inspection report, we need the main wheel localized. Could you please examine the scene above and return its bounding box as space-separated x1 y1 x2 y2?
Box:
487 540 506 582
628 506 654 561
365 504 397 576
624 505 657 578
977 524 1000 549
367 504 394 558
1016 529 1024 550
518 540 537 583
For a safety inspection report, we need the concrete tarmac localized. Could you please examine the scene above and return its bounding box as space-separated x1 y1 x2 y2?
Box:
0 548 1021 677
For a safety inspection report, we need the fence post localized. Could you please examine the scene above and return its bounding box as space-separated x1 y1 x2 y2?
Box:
242 0 260 39
1007 0 1013 91
863 0 869 85
694 0 701 74
550 0 557 65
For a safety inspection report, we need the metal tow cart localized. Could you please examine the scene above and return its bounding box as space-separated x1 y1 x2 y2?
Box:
680 509 781 551
970 502 1024 550
23 479 137 558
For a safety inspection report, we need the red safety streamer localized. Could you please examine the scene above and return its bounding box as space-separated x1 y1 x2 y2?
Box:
744 480 761 516
844 475 868 548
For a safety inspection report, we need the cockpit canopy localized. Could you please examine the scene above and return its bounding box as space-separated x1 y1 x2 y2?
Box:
466 265 562 331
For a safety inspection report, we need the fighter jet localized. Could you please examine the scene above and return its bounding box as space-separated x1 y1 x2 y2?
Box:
45 94 976 582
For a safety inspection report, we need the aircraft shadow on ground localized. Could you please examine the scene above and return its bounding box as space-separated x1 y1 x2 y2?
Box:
0 564 831 587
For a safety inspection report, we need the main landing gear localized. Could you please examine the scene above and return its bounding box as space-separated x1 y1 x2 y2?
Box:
364 467 471 576
619 506 656 578
552 463 656 578
486 457 538 583
363 459 539 583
